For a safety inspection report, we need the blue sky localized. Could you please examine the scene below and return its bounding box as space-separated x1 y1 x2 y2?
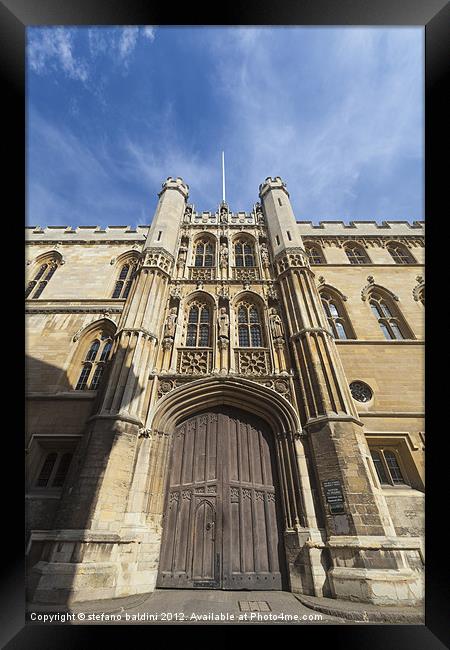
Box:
27 26 424 228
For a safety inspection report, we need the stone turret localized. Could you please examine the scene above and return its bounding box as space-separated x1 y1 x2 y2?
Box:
144 177 189 256
259 176 304 253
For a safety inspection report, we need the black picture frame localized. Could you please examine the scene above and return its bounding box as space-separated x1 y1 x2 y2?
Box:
5 1 448 646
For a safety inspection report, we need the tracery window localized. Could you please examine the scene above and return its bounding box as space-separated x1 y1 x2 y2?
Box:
305 243 325 264
237 302 264 347
35 451 73 489
320 290 354 340
387 243 416 265
194 239 215 267
111 258 138 299
186 302 211 347
75 333 113 390
234 239 255 267
25 256 60 299
369 292 408 340
369 448 408 486
344 243 370 265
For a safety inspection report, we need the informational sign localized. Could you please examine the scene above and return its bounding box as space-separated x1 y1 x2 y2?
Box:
322 479 345 514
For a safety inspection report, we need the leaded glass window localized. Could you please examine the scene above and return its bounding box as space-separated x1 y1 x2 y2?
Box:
369 448 408 486
369 292 406 340
75 334 113 390
236 302 264 347
305 243 325 264
35 451 73 488
194 239 215 267
26 258 60 299
387 243 415 264
344 243 369 265
320 291 353 340
186 302 211 346
112 259 138 299
234 240 255 267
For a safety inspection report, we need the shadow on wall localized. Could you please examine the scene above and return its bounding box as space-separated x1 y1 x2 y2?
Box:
26 351 145 595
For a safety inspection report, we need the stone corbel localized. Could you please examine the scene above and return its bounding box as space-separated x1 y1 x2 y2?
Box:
413 276 424 302
138 428 151 439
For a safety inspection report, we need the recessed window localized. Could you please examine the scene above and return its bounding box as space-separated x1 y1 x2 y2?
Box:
344 243 370 265
387 243 415 264
194 239 215 267
75 333 113 390
112 258 138 299
369 292 409 340
369 448 408 486
305 243 325 264
234 239 255 267
321 291 355 340
35 451 73 489
157 230 162 241
350 381 373 402
25 256 61 299
237 302 264 347
287 231 292 241
186 302 211 347
275 235 280 246
278 198 282 207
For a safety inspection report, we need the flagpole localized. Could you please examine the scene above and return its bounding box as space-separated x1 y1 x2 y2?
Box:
222 151 226 203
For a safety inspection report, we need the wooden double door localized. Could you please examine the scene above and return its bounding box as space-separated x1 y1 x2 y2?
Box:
157 407 286 590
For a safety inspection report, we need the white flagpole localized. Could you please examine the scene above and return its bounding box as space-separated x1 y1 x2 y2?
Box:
222 151 226 203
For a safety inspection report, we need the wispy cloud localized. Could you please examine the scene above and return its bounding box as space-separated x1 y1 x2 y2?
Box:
28 26 157 82
204 27 423 219
27 27 89 82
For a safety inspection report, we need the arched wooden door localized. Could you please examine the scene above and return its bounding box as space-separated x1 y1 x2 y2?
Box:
157 406 286 590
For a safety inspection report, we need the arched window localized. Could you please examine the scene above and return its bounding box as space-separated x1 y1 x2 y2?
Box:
25 256 60 299
194 238 215 267
75 332 113 390
234 238 255 267
344 243 370 265
320 290 354 340
305 243 325 264
35 451 73 488
387 242 416 265
186 302 211 347
237 302 264 347
112 258 138 299
369 291 409 340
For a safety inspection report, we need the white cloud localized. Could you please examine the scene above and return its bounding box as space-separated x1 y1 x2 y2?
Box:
142 27 156 42
28 26 157 82
28 27 89 82
202 27 423 218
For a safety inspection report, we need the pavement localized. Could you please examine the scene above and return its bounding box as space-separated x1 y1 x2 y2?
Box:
26 589 424 626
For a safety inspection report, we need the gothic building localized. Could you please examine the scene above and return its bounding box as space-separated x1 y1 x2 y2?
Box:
26 177 424 607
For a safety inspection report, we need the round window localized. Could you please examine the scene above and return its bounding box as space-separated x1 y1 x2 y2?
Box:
349 381 373 403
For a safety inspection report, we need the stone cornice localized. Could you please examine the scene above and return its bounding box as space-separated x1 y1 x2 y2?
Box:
26 301 123 314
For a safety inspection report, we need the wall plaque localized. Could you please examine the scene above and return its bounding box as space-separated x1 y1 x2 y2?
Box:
322 479 345 514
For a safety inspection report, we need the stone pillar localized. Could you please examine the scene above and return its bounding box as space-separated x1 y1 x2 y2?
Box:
29 178 189 605
259 177 422 605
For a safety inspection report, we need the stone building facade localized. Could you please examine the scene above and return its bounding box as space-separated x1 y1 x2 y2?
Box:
26 177 424 607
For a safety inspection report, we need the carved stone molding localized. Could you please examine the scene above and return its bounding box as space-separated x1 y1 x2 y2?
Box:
142 248 174 274
235 350 269 376
138 428 151 438
177 349 211 375
413 276 425 302
232 267 259 281
274 248 310 274
361 275 399 301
